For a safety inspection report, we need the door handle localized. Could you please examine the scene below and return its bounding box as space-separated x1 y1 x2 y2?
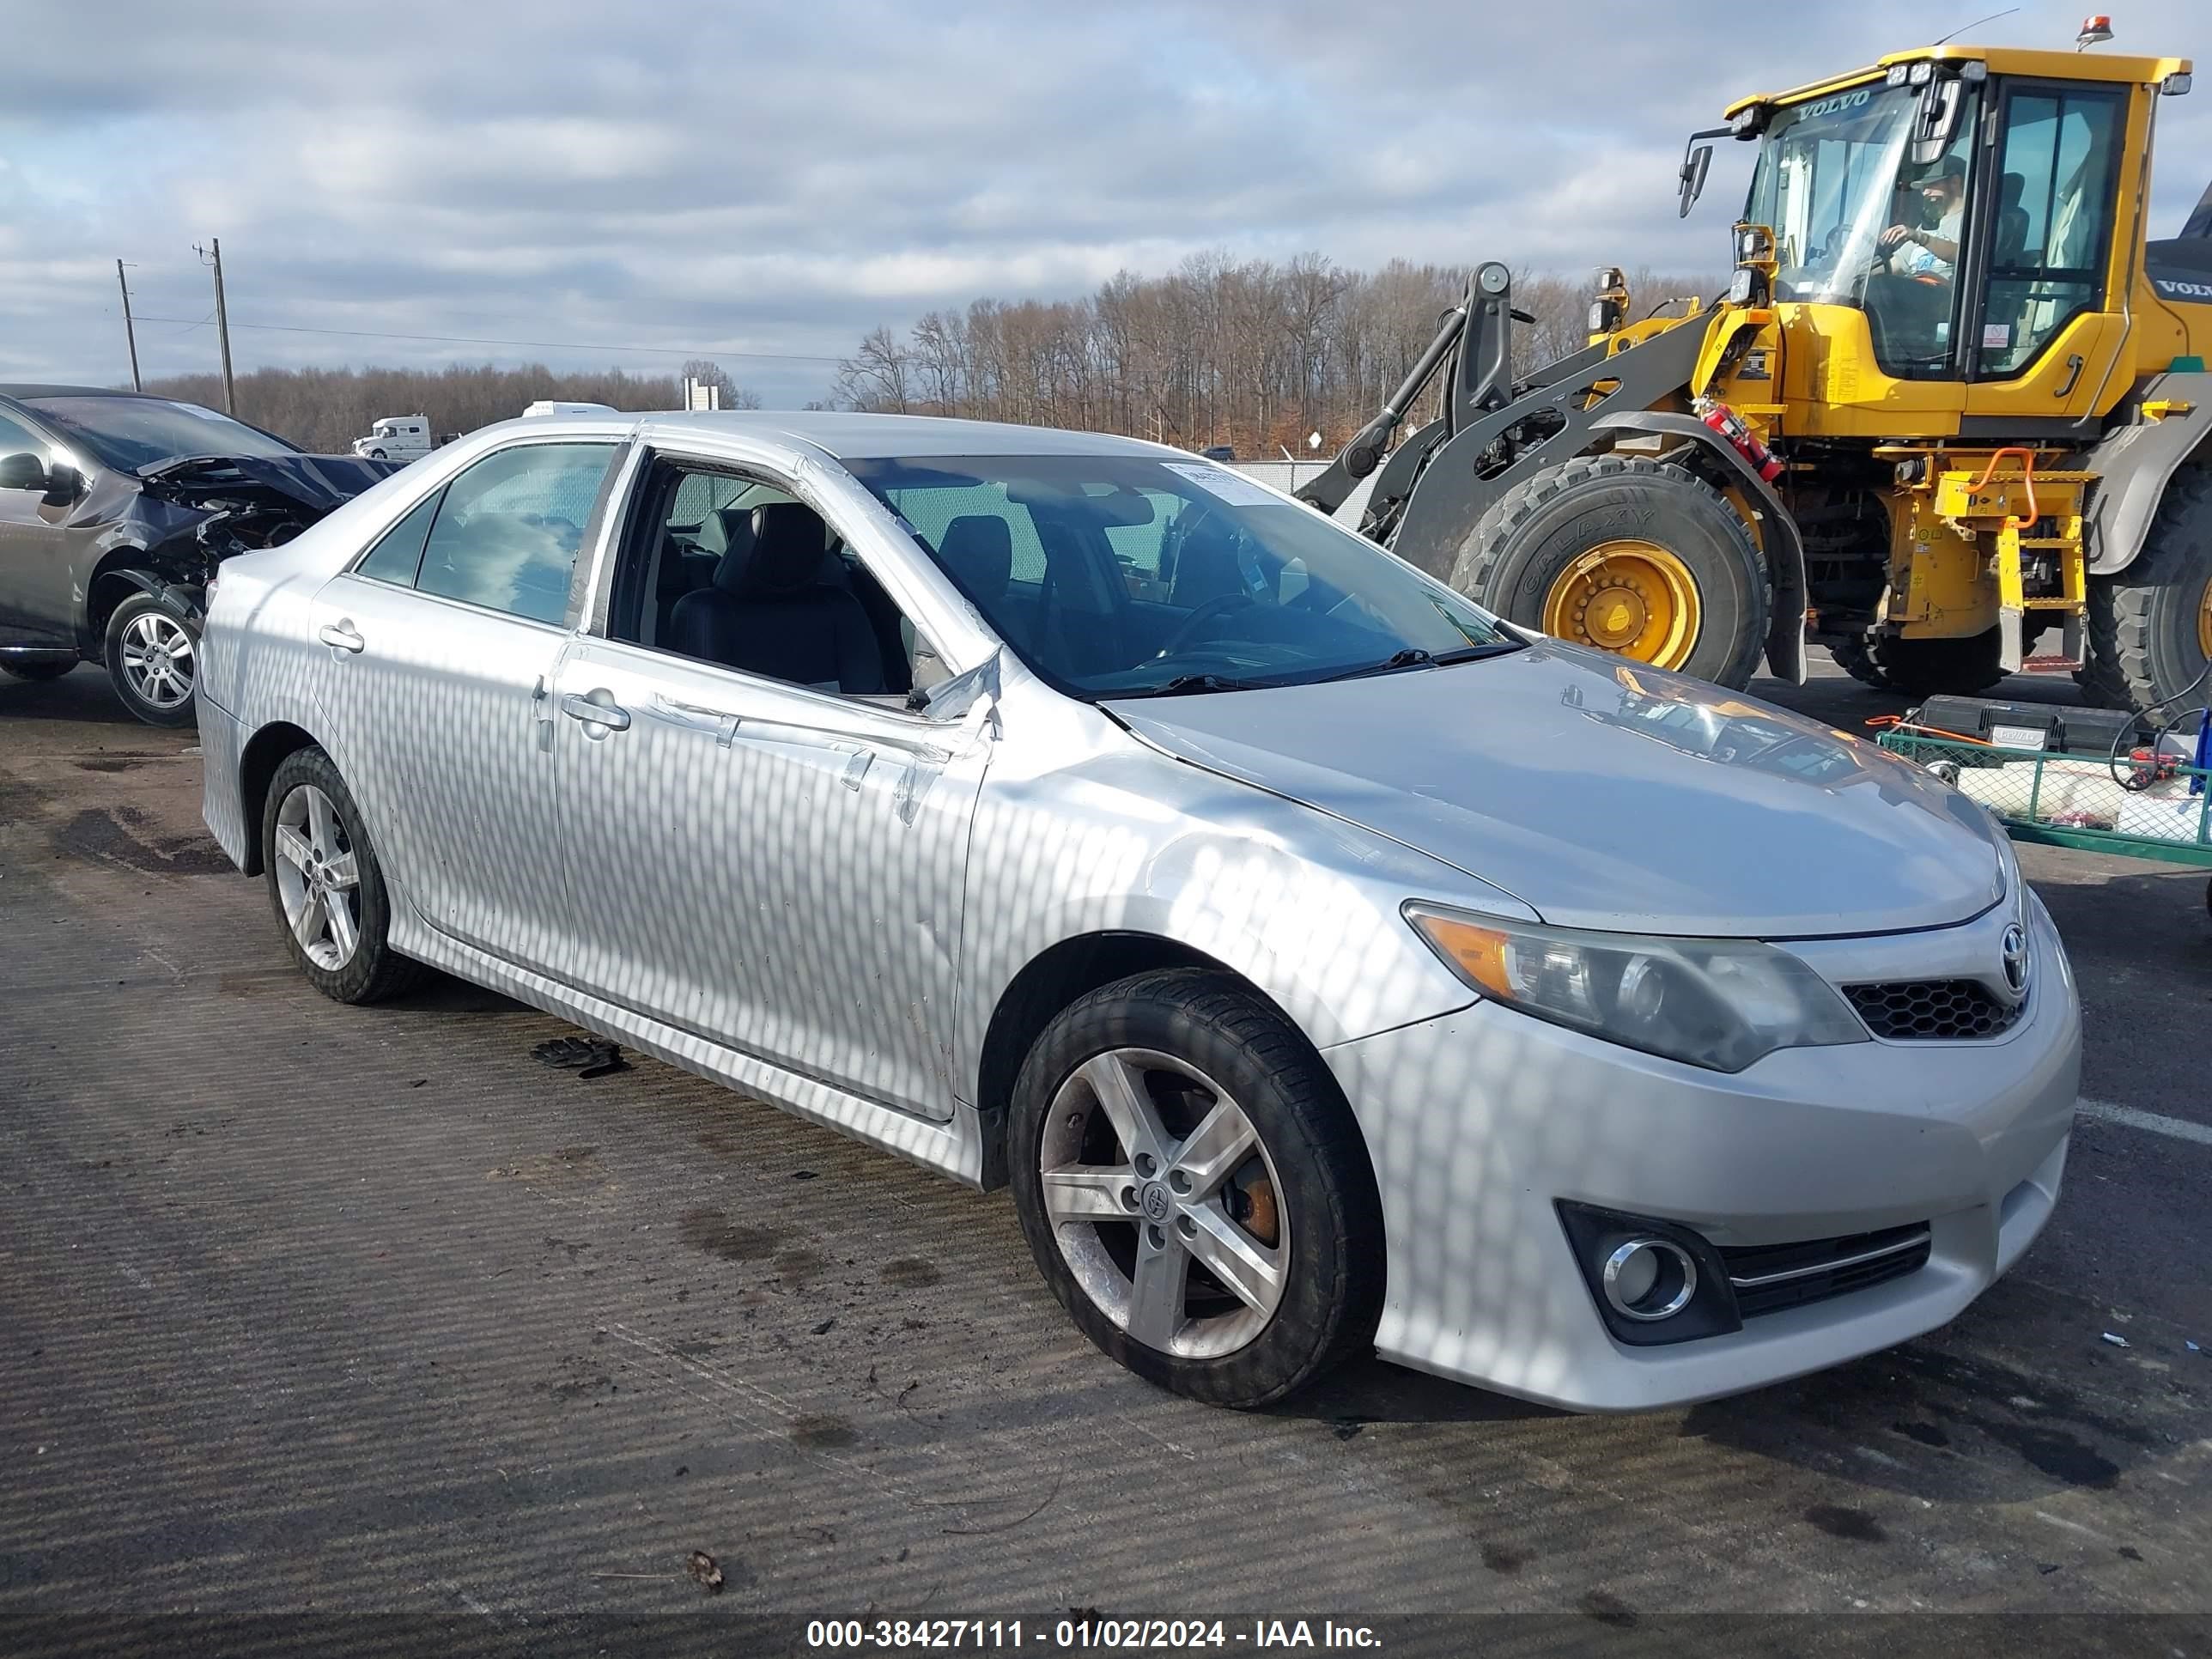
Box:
318 620 365 654
650 693 742 747
2054 353 2085 398
560 690 631 731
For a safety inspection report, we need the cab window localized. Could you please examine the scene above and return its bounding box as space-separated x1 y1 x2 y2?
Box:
1976 85 2124 379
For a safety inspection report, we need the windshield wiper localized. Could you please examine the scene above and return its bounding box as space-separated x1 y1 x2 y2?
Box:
1316 641 1522 684
1431 641 1524 664
1116 672 1272 698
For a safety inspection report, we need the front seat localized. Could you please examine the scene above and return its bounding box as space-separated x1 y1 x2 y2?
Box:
939 514 1013 599
666 502 885 693
937 514 1037 651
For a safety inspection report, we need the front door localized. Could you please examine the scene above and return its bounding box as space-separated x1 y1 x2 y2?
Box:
550 453 988 1122
0 409 76 649
306 438 620 969
1961 77 2128 413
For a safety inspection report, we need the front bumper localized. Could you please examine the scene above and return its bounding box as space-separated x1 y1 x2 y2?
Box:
1322 896 2080 1412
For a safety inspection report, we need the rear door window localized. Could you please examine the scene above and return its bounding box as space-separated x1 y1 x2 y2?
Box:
355 490 444 586
411 442 617 624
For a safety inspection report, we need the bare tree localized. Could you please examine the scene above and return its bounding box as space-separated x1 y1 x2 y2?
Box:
143 362 697 453
678 357 763 410
835 326 914 415
833 256 1718 456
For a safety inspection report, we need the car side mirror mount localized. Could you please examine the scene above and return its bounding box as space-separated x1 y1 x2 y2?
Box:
913 648 1001 730
40 461 84 507
0 452 46 491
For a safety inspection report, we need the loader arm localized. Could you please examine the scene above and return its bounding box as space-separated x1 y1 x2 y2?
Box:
1297 261 1522 517
1296 299 1468 516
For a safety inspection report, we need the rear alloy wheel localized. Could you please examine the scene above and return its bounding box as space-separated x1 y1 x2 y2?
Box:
1454 454 1770 689
262 747 426 1004
104 593 200 727
1009 969 1382 1407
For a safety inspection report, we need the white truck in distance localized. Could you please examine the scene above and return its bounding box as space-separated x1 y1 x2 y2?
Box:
351 416 433 462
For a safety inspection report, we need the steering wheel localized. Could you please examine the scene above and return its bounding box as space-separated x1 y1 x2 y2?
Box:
1159 592 1255 657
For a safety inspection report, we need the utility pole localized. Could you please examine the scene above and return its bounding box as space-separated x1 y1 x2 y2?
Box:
116 260 142 392
195 238 236 413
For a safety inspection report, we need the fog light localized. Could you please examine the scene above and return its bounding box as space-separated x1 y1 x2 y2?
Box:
1556 1200 1741 1346
1602 1238 1698 1321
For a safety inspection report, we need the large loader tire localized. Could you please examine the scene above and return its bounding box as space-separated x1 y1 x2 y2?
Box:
1827 627 2005 697
1452 454 1770 690
2077 469 2212 714
1828 632 1893 691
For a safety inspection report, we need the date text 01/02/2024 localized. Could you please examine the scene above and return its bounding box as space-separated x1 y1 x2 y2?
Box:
804 1618 1384 1650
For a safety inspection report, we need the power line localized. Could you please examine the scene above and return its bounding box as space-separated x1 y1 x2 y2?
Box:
129 316 847 365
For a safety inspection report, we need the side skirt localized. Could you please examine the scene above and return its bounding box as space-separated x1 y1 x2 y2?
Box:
392 913 991 1190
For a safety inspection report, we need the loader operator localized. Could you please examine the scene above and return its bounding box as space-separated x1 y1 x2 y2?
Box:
1880 159 1966 278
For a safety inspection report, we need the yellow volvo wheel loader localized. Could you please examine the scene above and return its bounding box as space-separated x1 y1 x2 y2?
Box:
1301 23 2212 711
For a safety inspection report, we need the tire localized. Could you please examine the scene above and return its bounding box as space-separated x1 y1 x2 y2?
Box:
103 592 200 727
1827 626 2004 697
1007 968 1384 1408
260 747 427 1005
369 448 386 459
1827 631 1893 691
1452 453 1771 689
0 659 74 683
2077 468 2212 714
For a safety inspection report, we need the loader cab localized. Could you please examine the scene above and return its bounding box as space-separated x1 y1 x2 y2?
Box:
1734 46 2172 433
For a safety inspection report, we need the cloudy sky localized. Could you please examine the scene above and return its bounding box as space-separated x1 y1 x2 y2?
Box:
5 0 2207 405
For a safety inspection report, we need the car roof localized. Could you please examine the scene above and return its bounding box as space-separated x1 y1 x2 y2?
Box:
0 385 171 401
626 410 1179 462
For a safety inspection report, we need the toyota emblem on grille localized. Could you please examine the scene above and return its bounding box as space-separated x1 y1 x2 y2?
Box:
1999 922 2031 1001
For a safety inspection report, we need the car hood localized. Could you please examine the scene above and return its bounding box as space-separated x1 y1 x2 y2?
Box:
1106 642 2005 939
137 452 399 512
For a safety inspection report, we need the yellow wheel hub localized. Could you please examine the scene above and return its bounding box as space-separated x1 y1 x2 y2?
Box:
2198 574 2212 660
1541 540 1703 671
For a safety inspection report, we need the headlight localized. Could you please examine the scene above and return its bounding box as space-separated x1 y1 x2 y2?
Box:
1406 903 1868 1073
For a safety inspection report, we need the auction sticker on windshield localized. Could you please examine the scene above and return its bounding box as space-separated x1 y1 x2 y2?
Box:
1158 461 1280 507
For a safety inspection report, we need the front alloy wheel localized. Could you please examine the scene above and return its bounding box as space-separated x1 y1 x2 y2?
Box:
105 593 200 726
1040 1048 1290 1359
1010 968 1383 1407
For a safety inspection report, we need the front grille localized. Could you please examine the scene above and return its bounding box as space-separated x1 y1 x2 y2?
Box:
1844 978 2023 1040
1721 1223 1931 1319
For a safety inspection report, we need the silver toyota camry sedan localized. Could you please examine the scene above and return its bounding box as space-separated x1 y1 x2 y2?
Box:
198 411 2080 1412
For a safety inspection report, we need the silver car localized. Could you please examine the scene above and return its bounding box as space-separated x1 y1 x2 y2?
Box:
198 412 2080 1411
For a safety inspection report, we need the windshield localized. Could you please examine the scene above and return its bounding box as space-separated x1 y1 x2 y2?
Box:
21 397 300 472
848 453 1519 698
1745 78 1978 377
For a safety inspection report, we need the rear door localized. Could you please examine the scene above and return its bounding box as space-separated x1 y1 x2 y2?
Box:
305 437 622 970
